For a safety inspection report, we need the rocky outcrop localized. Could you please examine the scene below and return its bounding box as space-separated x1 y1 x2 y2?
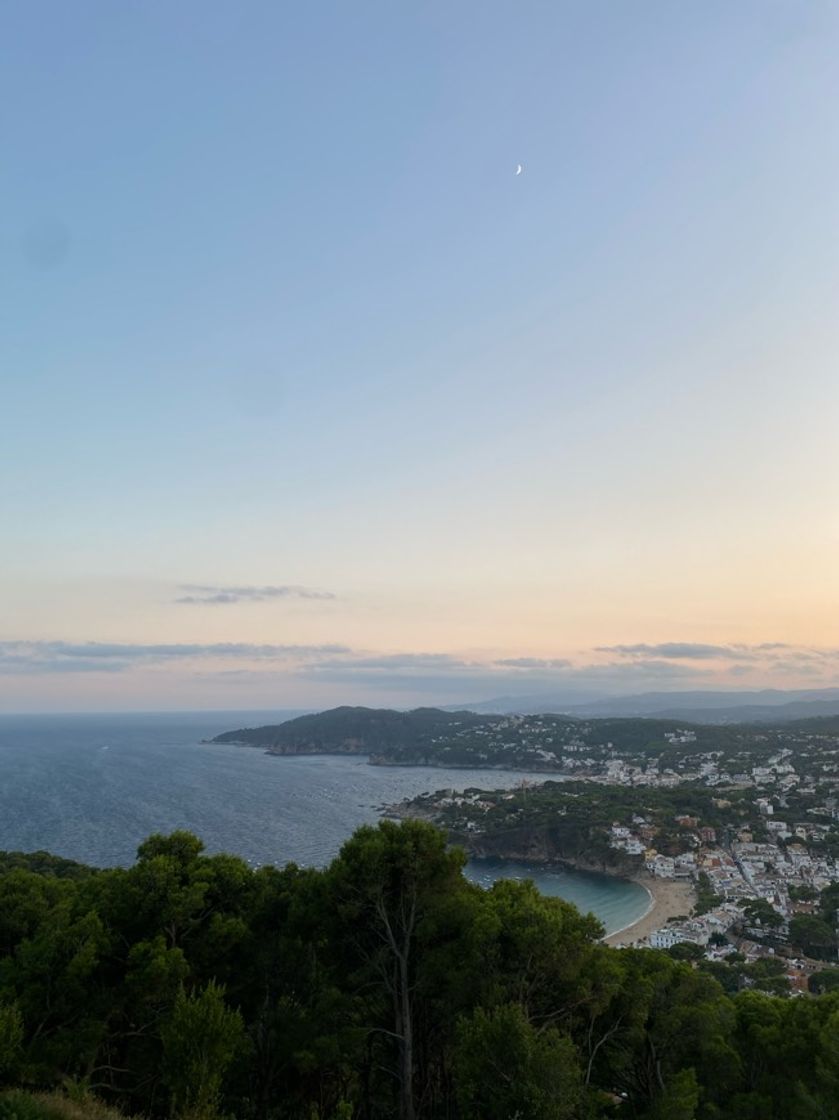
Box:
454 825 640 876
266 738 365 756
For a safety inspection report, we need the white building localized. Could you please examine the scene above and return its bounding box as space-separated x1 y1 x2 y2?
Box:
650 928 686 949
766 821 790 838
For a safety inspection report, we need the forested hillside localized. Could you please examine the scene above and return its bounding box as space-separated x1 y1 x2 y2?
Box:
211 706 722 769
211 705 490 755
1 822 838 1120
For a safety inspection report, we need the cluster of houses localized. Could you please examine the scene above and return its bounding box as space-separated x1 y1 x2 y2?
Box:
611 808 839 977
608 814 718 875
593 748 808 791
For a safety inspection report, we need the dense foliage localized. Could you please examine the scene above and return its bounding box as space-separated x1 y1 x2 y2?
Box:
1 822 838 1120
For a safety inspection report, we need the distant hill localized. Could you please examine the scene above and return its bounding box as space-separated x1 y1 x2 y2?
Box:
627 699 839 724
781 714 839 734
211 706 489 756
445 692 605 715
211 706 746 770
460 687 839 724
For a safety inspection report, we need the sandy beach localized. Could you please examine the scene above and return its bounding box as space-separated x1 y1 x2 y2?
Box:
604 875 696 947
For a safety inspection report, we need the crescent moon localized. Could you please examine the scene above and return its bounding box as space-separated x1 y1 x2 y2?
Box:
515 164 523 175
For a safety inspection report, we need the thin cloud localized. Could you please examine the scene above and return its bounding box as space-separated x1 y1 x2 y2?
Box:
598 643 742 660
584 658 702 678
3 639 837 704
307 653 476 673
296 651 702 693
175 584 335 605
495 658 572 670
0 640 350 675
598 643 839 674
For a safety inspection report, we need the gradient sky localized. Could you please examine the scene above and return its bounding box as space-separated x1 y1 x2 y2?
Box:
3 1 839 711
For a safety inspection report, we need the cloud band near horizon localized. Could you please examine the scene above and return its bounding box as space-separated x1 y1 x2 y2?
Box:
1 640 837 703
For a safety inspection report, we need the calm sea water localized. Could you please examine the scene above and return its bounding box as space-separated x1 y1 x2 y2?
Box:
0 712 648 934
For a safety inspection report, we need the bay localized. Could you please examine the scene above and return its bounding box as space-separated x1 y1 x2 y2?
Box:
0 711 648 933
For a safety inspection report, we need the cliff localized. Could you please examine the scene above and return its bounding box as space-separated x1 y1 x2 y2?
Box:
459 825 641 874
386 805 642 875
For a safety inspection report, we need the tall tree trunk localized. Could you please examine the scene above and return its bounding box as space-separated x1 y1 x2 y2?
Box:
399 949 414 1120
376 891 417 1120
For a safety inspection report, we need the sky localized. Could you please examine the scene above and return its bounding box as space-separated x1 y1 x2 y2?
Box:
2 1 839 712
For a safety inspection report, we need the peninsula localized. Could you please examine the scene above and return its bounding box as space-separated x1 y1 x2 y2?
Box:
211 704 749 770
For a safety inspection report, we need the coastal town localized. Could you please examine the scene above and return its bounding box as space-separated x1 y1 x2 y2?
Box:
392 719 839 993
216 703 839 990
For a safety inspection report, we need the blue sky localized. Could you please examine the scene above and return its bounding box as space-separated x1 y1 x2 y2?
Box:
3 2 839 710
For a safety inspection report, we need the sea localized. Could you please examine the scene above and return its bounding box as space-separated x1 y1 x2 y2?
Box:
0 711 649 935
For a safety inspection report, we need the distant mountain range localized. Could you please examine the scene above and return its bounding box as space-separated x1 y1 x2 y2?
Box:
455 687 839 724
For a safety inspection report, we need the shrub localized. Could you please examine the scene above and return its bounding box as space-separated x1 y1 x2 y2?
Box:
0 1090 51 1120
0 1092 135 1120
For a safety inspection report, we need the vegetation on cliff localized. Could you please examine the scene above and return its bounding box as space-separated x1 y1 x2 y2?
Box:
402 781 761 865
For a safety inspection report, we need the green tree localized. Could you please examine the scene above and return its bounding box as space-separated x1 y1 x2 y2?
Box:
328 820 466 1120
593 951 738 1116
126 833 211 950
453 1003 583 1120
483 877 602 1024
694 873 722 917
161 982 244 1120
788 914 836 959
640 1067 698 1120
667 942 705 963
0 1004 23 1084
818 881 839 923
729 990 839 1115
698 959 741 995
743 958 789 997
5 821 839 1119
809 969 839 994
741 899 783 931
0 889 109 1083
788 884 818 903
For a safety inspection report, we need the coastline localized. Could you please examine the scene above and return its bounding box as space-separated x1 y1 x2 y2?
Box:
603 875 696 947
204 755 698 947
207 741 571 773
